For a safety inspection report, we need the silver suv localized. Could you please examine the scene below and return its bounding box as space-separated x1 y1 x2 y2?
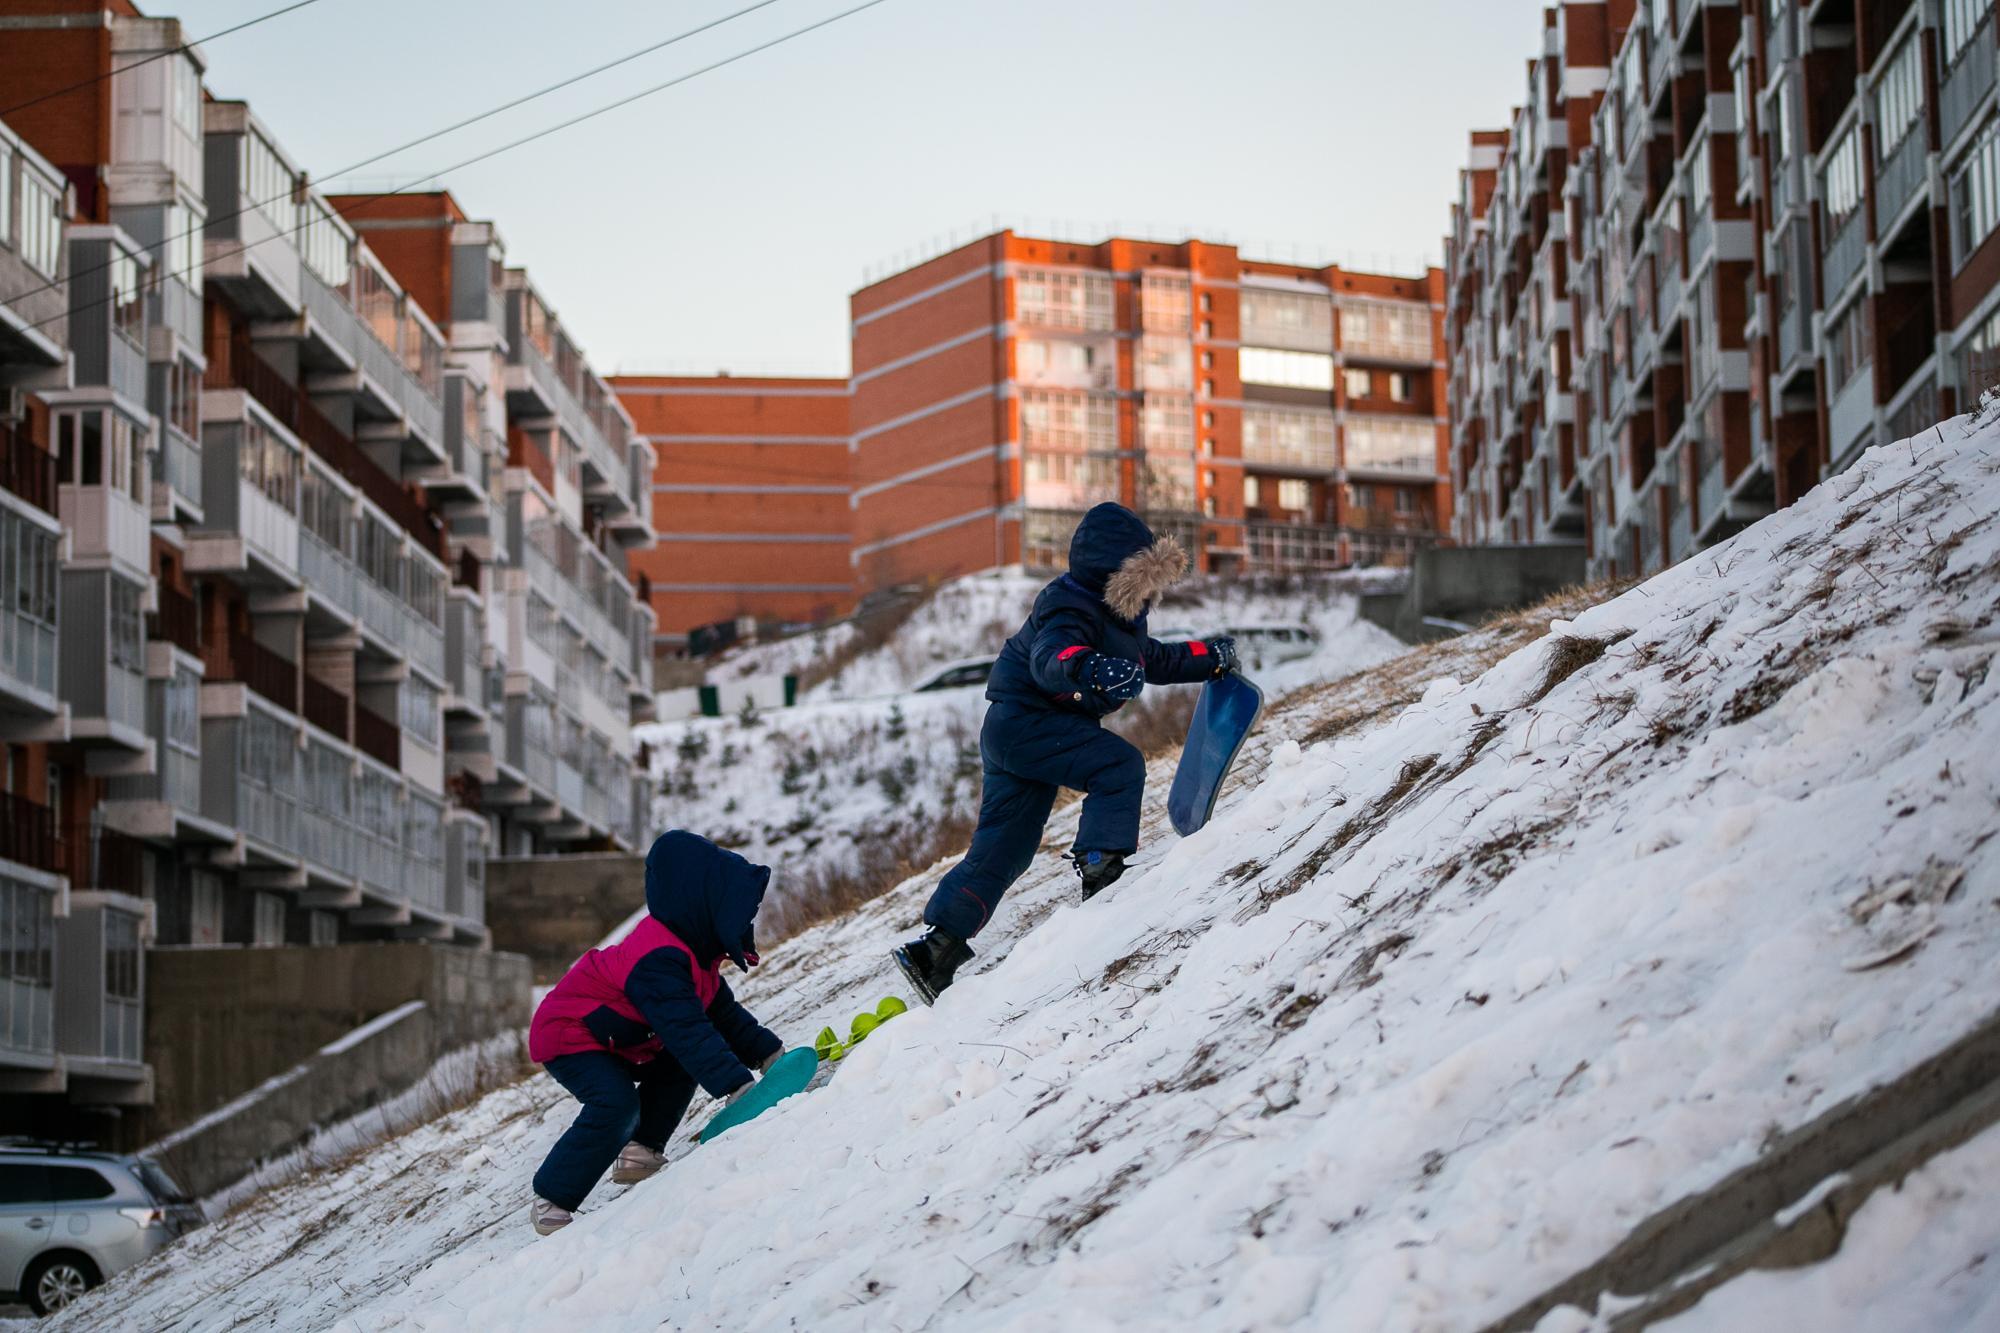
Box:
0 1145 201 1316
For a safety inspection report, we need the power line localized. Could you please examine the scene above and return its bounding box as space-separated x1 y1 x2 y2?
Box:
2 0 795 311
0 0 325 120
19 0 899 336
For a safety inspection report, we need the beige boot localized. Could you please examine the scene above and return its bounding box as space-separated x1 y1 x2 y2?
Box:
530 1198 573 1236
610 1142 666 1185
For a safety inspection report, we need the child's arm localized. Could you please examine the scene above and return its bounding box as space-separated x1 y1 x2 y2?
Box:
706 979 783 1070
1027 605 1105 696
627 949 755 1097
1142 635 1236 684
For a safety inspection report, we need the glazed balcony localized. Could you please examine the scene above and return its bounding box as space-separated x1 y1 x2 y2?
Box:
55 893 149 1090
0 486 63 739
103 656 219 843
0 871 58 1075
201 106 305 321
1941 9 1998 156
65 229 152 410
1245 520 1346 573
0 126 71 372
503 283 632 514
58 569 151 765
297 258 445 467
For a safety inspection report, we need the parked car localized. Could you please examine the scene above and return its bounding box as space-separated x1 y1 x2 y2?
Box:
1155 624 1321 672
911 656 998 693
0 1143 201 1315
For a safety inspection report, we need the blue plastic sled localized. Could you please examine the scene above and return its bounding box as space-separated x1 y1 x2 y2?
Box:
699 1047 818 1143
1166 671 1265 838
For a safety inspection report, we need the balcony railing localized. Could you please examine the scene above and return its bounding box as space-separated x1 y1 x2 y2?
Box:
1886 371 1940 447
0 425 58 516
1245 520 1347 572
0 793 63 876
150 584 200 657
1942 14 1999 153
303 674 349 740
299 527 358 621
229 633 297 712
214 337 444 559
1875 123 1929 231
158 424 203 514
355 703 399 768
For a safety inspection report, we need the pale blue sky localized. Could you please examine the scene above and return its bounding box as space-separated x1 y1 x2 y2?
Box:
169 0 1546 375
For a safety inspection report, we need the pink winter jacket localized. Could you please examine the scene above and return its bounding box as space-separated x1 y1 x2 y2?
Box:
527 917 720 1065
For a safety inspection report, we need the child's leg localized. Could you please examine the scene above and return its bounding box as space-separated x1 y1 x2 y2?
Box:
923 765 1057 939
532 1052 641 1210
629 1056 699 1152
1014 720 1146 857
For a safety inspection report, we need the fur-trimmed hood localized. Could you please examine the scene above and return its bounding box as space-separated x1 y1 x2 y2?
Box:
1067 503 1189 620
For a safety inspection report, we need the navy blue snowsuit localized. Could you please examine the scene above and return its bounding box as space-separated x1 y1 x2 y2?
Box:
923 504 1213 940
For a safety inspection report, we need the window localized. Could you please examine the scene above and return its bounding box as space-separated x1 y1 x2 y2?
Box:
1138 335 1192 390
251 891 286 947
1199 292 1212 313
1018 389 1116 452
1244 476 1262 507
1015 267 1114 331
401 677 441 750
1395 488 1417 515
1343 368 1372 399
300 464 350 551
0 879 54 991
1339 300 1431 361
0 1165 49 1205
169 358 200 440
1875 36 1924 159
1345 416 1436 475
0 142 12 249
245 131 297 234
1139 394 1194 453
1239 347 1335 391
1276 478 1311 510
187 870 223 947
110 246 145 346
1823 128 1864 231
1944 0 1990 69
241 416 298 513
162 201 202 293
351 257 400 357
406 556 443 627
1952 119 2000 267
1017 338 1097 382
1826 297 1872 390
45 1167 115 1202
104 912 140 1001
18 173 60 278
164 665 199 753
310 911 339 946
301 197 351 289
3 511 59 637
1390 372 1414 403
1242 406 1337 470
358 513 401 595
1139 271 1191 333
110 578 144 673
56 409 141 499
1241 288 1332 347
1023 451 1118 508
1957 302 2000 397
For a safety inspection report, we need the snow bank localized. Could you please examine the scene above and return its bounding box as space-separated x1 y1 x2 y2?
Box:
61 420 2000 1330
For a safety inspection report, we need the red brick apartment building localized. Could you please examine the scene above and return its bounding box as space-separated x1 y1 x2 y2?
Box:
1449 0 2000 580
610 375 853 636
847 232 1453 590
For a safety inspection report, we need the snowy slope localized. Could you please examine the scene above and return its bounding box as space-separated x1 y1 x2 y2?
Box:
638 584 1403 936
58 420 2000 1331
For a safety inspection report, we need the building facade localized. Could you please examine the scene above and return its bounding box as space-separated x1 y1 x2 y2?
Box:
612 375 853 641
0 0 655 1134
1449 0 2000 580
847 231 1452 596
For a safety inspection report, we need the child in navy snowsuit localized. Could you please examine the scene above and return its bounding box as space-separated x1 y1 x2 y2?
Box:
526 830 785 1234
893 503 1236 1003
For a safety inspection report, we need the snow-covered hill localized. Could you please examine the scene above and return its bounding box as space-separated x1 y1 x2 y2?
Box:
639 577 1404 936
60 420 2000 1331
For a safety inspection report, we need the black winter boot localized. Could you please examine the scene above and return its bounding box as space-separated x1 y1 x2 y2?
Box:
891 928 973 1006
1073 850 1129 902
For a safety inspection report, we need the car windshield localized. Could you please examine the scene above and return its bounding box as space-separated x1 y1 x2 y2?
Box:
132 1158 190 1202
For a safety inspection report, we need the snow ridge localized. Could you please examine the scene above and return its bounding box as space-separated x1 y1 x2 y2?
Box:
58 423 2000 1331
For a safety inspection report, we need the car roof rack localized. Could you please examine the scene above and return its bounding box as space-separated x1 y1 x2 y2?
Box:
0 1136 109 1156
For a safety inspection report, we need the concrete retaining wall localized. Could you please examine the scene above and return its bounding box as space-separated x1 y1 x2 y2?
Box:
1362 545 1589 643
484 853 648 983
142 943 531 1142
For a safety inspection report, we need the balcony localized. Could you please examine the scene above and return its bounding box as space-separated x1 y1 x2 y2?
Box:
228 632 297 713
1885 362 1940 450
300 524 359 626
0 130 71 370
299 267 444 465
65 229 151 410
1875 126 1929 239
194 391 302 587
1245 520 1347 572
155 422 203 523
0 792 64 879
355 702 399 769
55 893 149 1087
0 871 57 1075
303 673 349 741
0 499 62 738
59 570 150 760
61 479 152 578
504 288 631 514
201 106 304 320
1941 13 1999 155
445 812 486 925
0 427 59 518
102 663 214 842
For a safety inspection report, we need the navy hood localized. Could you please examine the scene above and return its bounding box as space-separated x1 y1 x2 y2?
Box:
644 830 770 969
1066 503 1156 593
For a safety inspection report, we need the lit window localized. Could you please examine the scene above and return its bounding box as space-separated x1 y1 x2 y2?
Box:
1239 347 1335 391
1344 368 1371 399
1276 478 1311 510
1390 373 1413 403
